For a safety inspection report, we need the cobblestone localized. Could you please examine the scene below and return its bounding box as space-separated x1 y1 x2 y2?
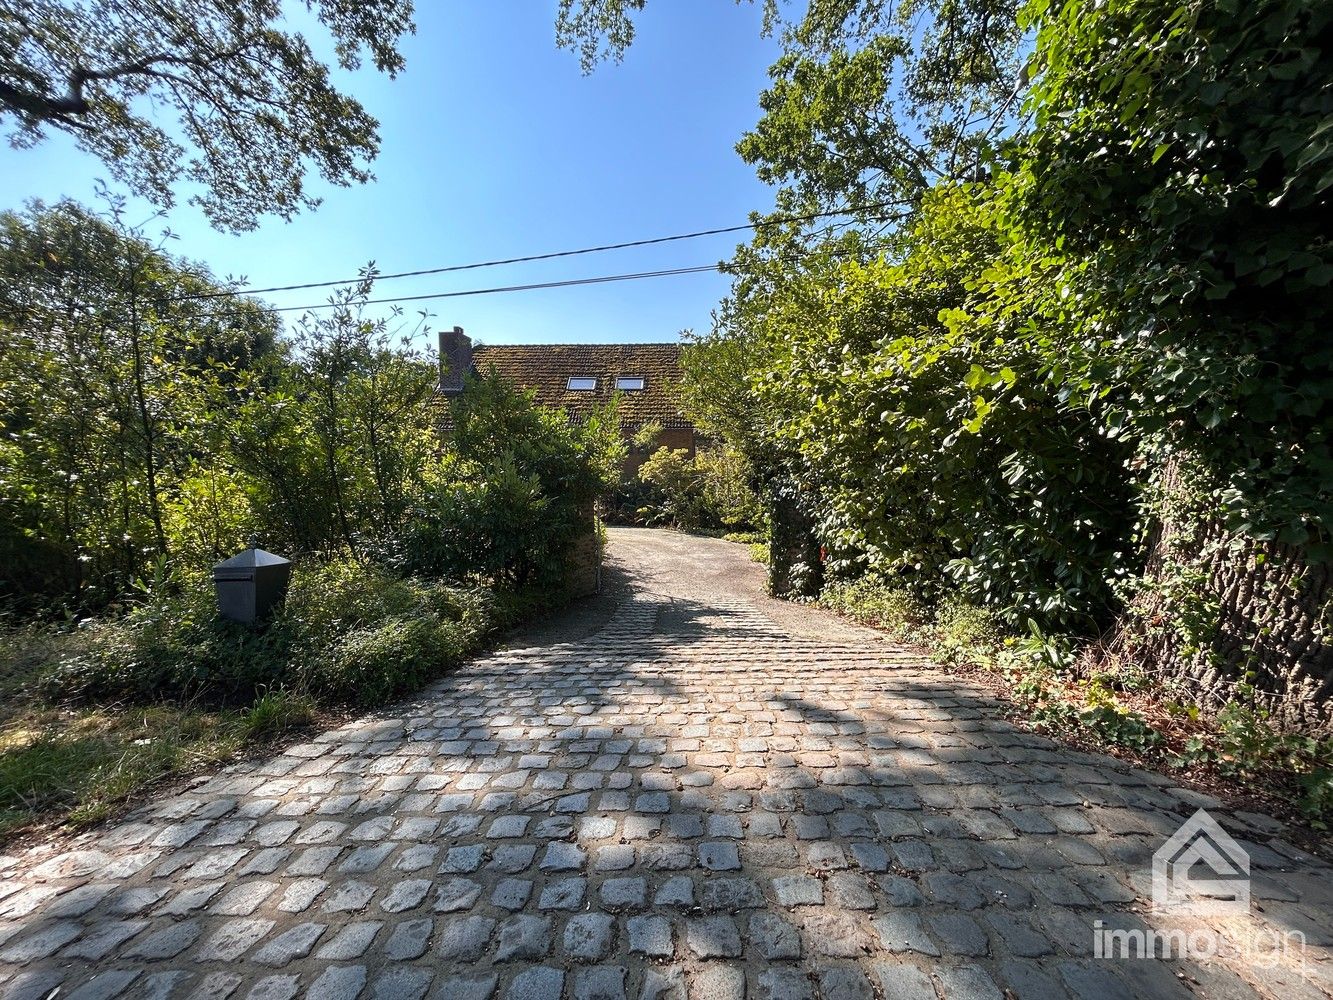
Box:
0 529 1326 999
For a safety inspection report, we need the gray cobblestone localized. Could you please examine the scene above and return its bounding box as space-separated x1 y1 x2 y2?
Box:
384 916 432 959
563 912 615 960
245 973 300 1000
123 920 200 959
191 971 243 999
250 922 325 965
818 967 873 1000
749 912 801 959
0 530 1321 1000
573 966 627 1000
437 974 498 1000
689 966 746 1000
538 876 586 910
370 966 433 1000
496 914 553 960
195 918 274 961
686 916 742 958
309 965 368 1000
506 966 564 1000
756 968 813 1000
433 877 483 912
315 921 381 959
437 915 495 961
773 875 823 907
872 963 937 1000
626 914 672 957
701 877 764 911
599 876 646 909
321 880 375 912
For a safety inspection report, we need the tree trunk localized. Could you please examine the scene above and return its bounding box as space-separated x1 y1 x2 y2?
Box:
1101 453 1333 733
126 251 169 559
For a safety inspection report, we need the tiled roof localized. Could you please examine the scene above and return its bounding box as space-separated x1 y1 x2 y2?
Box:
471 343 693 429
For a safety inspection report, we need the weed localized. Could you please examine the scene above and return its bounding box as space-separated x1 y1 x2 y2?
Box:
242 690 315 742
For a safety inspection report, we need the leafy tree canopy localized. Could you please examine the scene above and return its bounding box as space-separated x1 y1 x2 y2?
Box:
559 0 1023 239
1 1 415 231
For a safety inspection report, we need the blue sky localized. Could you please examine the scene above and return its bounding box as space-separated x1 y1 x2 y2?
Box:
1 3 785 347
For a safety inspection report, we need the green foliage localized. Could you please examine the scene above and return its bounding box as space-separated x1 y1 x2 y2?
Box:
1 206 614 612
2 1 415 230
0 705 251 835
819 578 925 640
677 0 1331 711
1166 698 1333 824
227 274 438 559
0 200 280 609
39 558 496 710
706 186 1136 631
1003 0 1333 551
241 690 315 743
397 374 623 588
933 595 1005 661
636 448 703 528
635 444 764 533
631 420 663 452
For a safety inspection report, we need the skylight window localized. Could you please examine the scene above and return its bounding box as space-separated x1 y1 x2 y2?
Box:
616 376 646 391
567 377 597 391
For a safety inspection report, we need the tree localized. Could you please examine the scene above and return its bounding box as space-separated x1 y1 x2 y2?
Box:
559 0 1023 233
1 0 415 231
0 200 280 605
992 0 1333 723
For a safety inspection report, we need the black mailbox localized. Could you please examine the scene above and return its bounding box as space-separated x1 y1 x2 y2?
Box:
213 546 292 624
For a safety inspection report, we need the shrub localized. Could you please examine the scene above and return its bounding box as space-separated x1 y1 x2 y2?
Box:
38 558 496 710
933 596 1005 662
396 374 622 588
600 479 660 526
636 443 763 533
819 578 926 640
40 572 290 705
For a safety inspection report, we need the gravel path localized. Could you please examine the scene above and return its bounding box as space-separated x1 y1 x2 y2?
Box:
0 528 1328 999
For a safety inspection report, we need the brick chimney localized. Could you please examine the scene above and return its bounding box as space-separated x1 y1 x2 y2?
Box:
438 326 473 395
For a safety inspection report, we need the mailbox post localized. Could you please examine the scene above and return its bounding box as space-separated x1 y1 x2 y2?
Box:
213 545 292 624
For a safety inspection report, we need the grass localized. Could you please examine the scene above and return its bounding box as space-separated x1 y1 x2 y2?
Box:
0 704 247 837
0 623 321 841
0 562 547 843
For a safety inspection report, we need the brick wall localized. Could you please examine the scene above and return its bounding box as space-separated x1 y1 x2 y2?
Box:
563 501 602 597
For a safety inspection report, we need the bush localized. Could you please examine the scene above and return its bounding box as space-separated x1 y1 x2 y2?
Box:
396 374 622 587
38 558 496 710
600 478 661 526
636 443 763 532
819 578 926 640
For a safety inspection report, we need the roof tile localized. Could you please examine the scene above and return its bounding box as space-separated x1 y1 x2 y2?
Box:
470 343 692 429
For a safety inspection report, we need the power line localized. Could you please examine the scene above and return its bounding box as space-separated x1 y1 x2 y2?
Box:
173 201 906 303
257 264 721 315
221 232 899 319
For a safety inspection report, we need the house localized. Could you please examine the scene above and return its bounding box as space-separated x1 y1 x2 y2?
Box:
437 327 697 478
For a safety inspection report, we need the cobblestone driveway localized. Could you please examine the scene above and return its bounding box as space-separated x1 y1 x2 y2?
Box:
1 529 1330 999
